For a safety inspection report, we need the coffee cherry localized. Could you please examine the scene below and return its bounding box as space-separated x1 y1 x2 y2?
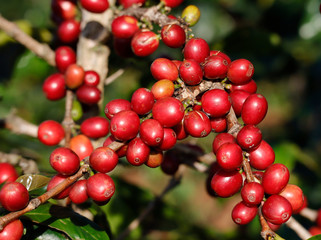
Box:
152 97 184 127
179 59 203 85
248 140 275 170
229 90 250 117
76 85 101 105
70 134 94 160
51 0 77 21
206 162 221 197
110 110 140 141
87 173 115 202
131 30 159 57
80 0 109 13
151 79 175 99
42 73 66 101
0 163 18 184
161 24 186 48
55 46 76 73
216 142 243 171
241 182 264 206
210 117 227 133
181 5 201 27
172 59 182 69
279 184 304 214
131 88 155 115
161 150 180 175
232 201 258 225
0 219 24 240
173 119 188 140
183 38 210 63
126 137 150 166
65 64 85 89
49 147 80 175
201 89 231 118
202 55 229 79
0 182 29 211
262 195 292 225
69 179 88 204
317 209 321 228
230 79 257 93
104 99 131 120
119 0 146 8
103 135 128 157
210 50 231 64
145 149 163 168
80 116 109 139
183 110 211 138
237 125 262 151
139 119 164 147
47 174 73 199
212 132 236 154
89 147 118 173
113 37 134 58
57 19 80 43
157 128 177 150
242 93 268 125
38 120 65 146
111 15 139 39
262 163 290 195
309 226 321 236
161 0 183 8
71 99 83 121
150 58 179 82
227 59 254 85
84 70 100 86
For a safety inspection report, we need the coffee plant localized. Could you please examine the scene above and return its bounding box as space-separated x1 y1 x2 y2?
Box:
0 0 321 239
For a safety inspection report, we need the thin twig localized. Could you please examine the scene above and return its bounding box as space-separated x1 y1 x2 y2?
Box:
286 217 312 240
300 208 318 222
62 90 75 148
105 68 125 85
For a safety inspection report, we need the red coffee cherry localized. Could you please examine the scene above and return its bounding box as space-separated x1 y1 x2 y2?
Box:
0 219 24 240
69 179 89 204
38 120 65 146
210 50 231 64
179 59 203 86
248 140 275 170
145 149 163 168
55 46 76 73
57 19 81 43
0 163 18 184
229 90 250 117
103 135 128 158
212 132 235 154
104 99 131 120
89 146 119 173
242 93 268 125
227 59 254 85
65 63 85 89
0 182 29 211
51 0 77 21
80 0 109 13
210 169 243 198
151 79 175 99
161 0 183 8
70 134 94 160
237 125 262 151
84 70 100 86
131 88 155 115
230 79 257 93
262 163 290 195
183 38 210 63
262 195 292 225
80 116 109 139
126 137 150 166
42 73 66 101
110 110 140 141
172 59 182 69
152 97 184 127
131 30 159 57
119 0 146 8
111 15 139 39
47 174 73 199
202 55 229 79
161 150 180 175
183 110 211 138
216 143 243 171
173 119 188 140
157 128 177 151
76 85 101 105
241 182 264 206
201 89 231 118
161 24 186 48
87 173 115 202
210 117 227 133
150 58 179 82
139 119 164 147
232 201 258 225
113 36 134 58
279 184 304 214
310 226 321 236
50 147 80 175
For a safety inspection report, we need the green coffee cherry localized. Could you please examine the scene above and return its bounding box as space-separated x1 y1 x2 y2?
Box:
181 5 201 27
71 100 83 121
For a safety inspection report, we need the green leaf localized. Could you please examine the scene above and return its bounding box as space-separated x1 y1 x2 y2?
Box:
23 222 69 240
16 174 51 191
25 203 110 240
308 235 321 240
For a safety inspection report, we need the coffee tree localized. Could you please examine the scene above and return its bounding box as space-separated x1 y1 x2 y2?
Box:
0 0 321 239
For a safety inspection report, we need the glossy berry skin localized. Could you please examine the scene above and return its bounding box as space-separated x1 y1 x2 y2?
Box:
280 184 304 214
229 90 250 117
89 147 119 173
202 55 229 79
103 136 128 157
183 38 210 64
47 174 73 199
139 119 164 147
80 0 109 13
262 195 292 225
216 143 243 171
152 97 185 127
232 201 258 225
309 226 321 236
210 117 227 133
0 182 29 211
183 110 211 138
145 150 163 168
210 50 231 64
161 0 183 8
38 120 65 146
111 15 139 39
161 24 186 48
55 46 76 73
110 110 140 141
51 0 77 21
262 163 290 195
241 182 264 206
76 85 101 105
57 19 80 43
49 147 80 175
181 5 201 27
212 132 236 154
0 163 18 184
70 134 94 160
230 79 257 94
157 128 177 151
126 137 150 166
151 79 175 99
0 219 24 240
65 64 85 89
119 0 145 8
248 140 275 170
131 31 159 57
179 59 203 86
87 173 115 202
42 73 66 101
242 93 268 125
201 89 231 118
173 119 188 140
69 179 88 204
150 58 179 82
211 169 243 198
237 125 262 151
80 116 109 139
161 150 180 175
84 70 100 86
104 99 131 120
131 88 155 115
227 59 254 85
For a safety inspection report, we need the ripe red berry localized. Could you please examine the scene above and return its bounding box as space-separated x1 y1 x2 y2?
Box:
131 30 159 57
161 24 186 48
112 15 139 39
84 70 100 86
65 63 85 89
248 140 275 170
210 117 227 133
150 58 179 82
47 174 73 199
103 135 128 158
38 120 65 146
126 137 150 166
87 173 115 202
227 59 254 85
201 89 231 118
179 59 203 85
119 0 146 8
173 119 188 140
236 125 262 151
262 163 290 195
0 219 24 240
230 79 257 94
57 19 81 43
212 132 236 154
279 184 304 214
76 85 101 105
70 134 94 160
110 110 140 141
262 195 292 225
0 182 29 211
89 146 119 173
131 88 155 115
216 142 243 171
55 46 76 73
139 119 164 147
202 55 229 79
241 182 264 206
229 90 250 117
151 79 175 99
232 201 258 225
80 0 109 13
157 128 177 151
51 0 77 21
309 226 321 236
242 93 268 125
69 179 89 204
104 99 131 120
161 150 180 175
210 50 231 64
80 116 110 139
0 163 18 184
50 147 80 175
42 73 66 101
183 38 210 64
183 110 211 138
161 0 183 8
